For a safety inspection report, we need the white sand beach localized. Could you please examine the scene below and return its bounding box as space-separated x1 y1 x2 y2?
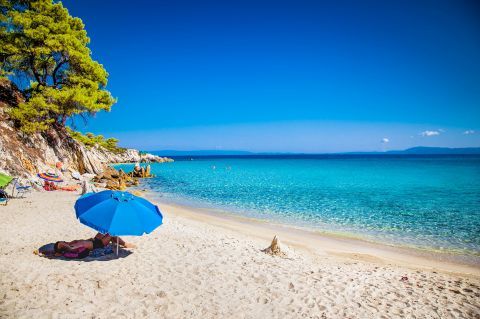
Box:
1 191 479 318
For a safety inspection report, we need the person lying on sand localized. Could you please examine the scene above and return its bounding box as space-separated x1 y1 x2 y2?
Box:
54 232 136 254
43 181 57 191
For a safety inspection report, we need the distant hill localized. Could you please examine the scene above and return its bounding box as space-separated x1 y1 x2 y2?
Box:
150 150 254 156
149 147 480 157
344 147 480 155
385 147 480 155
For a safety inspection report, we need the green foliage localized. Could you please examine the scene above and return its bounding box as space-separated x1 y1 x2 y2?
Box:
0 0 116 132
7 93 56 132
66 127 126 154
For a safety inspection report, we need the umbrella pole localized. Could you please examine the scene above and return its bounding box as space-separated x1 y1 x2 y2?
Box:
116 237 119 256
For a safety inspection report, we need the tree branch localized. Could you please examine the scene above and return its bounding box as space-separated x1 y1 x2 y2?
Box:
52 56 67 86
29 54 44 86
41 55 52 84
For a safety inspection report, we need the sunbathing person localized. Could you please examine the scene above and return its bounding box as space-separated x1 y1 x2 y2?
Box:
43 181 57 191
54 232 136 254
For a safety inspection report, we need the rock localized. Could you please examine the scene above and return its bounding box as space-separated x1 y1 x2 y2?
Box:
0 79 173 178
131 164 150 178
118 178 127 190
145 165 151 177
262 236 286 257
80 180 100 194
106 179 120 190
82 173 96 181
139 153 174 163
92 165 143 190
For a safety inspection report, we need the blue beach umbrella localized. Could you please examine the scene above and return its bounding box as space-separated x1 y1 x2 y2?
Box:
74 190 163 255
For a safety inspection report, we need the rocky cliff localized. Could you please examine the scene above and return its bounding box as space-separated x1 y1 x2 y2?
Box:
0 79 172 178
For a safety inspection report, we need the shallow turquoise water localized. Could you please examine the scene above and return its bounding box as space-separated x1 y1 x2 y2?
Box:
116 156 480 254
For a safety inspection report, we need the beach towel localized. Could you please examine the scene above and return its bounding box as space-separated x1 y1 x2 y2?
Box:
63 247 90 259
89 245 114 258
36 243 89 259
36 243 114 259
59 185 79 192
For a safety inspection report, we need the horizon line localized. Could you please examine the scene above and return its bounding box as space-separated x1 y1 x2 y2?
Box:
145 146 480 156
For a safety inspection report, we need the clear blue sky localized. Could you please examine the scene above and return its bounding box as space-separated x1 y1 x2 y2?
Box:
63 0 480 152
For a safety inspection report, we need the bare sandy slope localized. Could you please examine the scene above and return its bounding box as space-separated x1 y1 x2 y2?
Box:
0 191 479 318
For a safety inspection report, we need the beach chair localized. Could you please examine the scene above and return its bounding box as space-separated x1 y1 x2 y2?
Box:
11 178 32 198
0 189 8 205
0 173 12 205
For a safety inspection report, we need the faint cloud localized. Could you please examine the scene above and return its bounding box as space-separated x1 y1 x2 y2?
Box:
420 130 440 137
438 128 445 132
381 138 389 143
463 130 475 135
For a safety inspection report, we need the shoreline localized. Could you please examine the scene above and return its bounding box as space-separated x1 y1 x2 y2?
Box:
1 191 479 318
115 158 480 268
146 193 480 277
112 161 480 275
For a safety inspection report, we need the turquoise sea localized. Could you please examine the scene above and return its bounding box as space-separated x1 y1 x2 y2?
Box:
115 155 480 255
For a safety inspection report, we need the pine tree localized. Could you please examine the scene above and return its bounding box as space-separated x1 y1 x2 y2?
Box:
0 0 116 132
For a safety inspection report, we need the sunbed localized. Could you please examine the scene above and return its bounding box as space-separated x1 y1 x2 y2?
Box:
11 178 32 198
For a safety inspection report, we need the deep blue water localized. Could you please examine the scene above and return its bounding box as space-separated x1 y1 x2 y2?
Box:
115 155 480 254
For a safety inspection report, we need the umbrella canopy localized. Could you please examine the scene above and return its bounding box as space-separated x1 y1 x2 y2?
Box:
74 190 163 236
38 172 63 183
0 173 13 188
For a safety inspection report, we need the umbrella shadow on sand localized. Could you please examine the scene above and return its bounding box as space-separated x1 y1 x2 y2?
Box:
36 243 133 262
